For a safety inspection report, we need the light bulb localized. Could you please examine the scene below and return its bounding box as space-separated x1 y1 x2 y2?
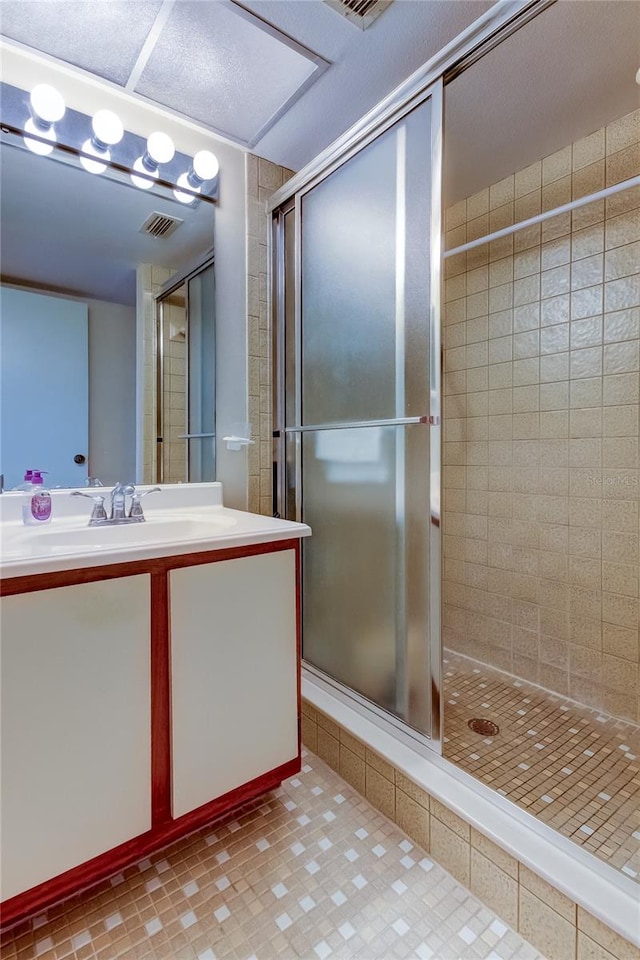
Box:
131 131 174 190
92 109 123 146
24 84 64 155
79 138 109 175
147 131 174 164
30 84 65 123
23 116 55 155
131 156 156 190
173 171 199 204
193 150 219 181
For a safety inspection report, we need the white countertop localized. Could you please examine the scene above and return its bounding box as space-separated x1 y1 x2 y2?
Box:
0 482 310 579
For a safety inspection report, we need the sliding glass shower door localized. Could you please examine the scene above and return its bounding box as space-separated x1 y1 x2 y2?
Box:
275 84 442 743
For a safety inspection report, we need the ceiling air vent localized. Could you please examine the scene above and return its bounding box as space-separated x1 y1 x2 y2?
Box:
139 212 184 239
324 0 392 29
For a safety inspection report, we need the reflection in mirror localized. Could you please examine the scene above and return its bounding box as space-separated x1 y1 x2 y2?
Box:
157 260 216 485
0 121 215 490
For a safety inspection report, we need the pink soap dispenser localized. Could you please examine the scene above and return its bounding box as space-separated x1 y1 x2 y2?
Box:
21 470 52 525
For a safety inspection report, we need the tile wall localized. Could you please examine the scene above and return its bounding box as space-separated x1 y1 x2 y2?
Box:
302 701 640 960
160 294 187 484
246 154 294 515
442 108 640 722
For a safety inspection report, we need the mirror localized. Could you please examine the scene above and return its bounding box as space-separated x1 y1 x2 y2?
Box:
0 125 215 490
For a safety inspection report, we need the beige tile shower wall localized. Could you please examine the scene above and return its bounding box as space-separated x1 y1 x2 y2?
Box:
246 155 294 515
442 109 640 723
161 301 187 484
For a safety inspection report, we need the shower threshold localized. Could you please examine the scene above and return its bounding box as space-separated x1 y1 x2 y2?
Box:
302 667 639 948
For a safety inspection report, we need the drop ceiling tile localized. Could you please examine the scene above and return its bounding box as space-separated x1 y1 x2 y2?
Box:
135 0 324 145
0 0 164 86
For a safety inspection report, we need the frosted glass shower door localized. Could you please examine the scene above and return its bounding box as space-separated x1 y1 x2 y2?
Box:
286 91 441 740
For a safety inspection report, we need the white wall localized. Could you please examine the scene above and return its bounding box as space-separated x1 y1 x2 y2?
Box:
210 145 248 510
87 299 136 484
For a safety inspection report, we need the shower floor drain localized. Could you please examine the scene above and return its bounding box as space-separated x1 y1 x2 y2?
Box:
468 718 500 736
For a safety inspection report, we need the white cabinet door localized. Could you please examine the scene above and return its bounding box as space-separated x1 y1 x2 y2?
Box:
170 550 298 819
1 577 151 899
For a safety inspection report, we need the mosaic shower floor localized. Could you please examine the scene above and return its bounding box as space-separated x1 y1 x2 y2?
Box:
0 750 543 960
443 651 640 882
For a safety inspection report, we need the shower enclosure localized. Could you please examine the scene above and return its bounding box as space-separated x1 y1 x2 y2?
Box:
271 83 443 746
270 0 639 901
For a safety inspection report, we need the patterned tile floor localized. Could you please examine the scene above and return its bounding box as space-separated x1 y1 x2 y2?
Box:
0 750 543 960
443 650 640 882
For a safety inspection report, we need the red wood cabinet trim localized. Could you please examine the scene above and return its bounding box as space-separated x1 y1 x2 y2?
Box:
0 758 300 930
150 572 172 827
0 538 300 596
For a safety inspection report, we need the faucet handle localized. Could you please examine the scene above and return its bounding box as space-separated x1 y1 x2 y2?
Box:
129 486 161 518
138 487 161 498
71 491 108 522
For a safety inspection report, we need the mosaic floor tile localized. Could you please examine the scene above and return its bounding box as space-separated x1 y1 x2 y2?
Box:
443 650 640 882
0 750 543 960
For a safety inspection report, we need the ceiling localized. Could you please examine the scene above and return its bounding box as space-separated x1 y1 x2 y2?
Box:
1 0 637 195
0 0 638 309
0 0 492 170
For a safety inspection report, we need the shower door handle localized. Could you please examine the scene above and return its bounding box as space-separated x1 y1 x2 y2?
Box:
177 432 216 439
284 415 433 433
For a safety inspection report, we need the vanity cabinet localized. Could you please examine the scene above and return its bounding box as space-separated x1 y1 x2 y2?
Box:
170 550 298 818
1 577 152 901
0 539 301 926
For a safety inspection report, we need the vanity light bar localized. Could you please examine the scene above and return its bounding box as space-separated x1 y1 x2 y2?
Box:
10 82 220 203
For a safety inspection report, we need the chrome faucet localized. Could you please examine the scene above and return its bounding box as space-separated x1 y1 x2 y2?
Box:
110 482 134 520
72 484 160 526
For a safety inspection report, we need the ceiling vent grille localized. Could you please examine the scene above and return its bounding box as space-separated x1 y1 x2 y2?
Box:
324 0 392 29
139 212 184 239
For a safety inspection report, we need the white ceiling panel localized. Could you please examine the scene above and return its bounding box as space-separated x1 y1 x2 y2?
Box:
240 0 493 168
0 0 164 86
134 0 326 146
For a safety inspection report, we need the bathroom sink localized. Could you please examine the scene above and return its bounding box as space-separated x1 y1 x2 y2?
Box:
32 513 237 549
0 484 310 575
